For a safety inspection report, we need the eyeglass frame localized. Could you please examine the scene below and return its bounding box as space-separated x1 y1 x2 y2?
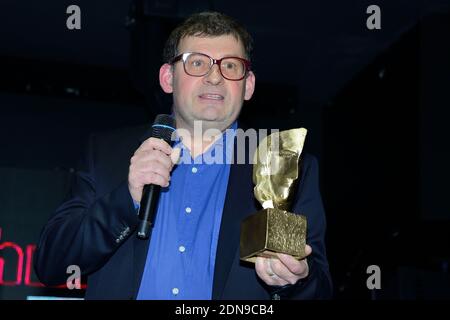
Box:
169 52 252 81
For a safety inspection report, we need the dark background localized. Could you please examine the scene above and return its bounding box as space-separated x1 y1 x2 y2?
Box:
1 0 449 299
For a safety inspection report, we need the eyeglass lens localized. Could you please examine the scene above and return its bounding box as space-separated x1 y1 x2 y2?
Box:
184 53 245 80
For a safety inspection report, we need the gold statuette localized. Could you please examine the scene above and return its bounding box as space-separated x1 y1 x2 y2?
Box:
240 128 308 263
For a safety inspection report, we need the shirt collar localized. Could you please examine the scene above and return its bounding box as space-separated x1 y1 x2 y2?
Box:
174 121 238 161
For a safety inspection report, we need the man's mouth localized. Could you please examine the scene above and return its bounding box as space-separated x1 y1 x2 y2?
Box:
198 93 224 101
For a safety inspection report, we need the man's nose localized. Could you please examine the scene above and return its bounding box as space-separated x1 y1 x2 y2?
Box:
204 64 224 85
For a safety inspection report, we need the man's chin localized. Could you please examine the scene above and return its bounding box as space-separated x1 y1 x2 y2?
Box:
192 116 233 130
193 110 225 123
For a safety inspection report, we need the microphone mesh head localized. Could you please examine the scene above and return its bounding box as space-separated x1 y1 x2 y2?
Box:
151 114 176 145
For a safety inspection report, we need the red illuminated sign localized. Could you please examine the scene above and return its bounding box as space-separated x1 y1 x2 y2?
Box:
0 227 86 289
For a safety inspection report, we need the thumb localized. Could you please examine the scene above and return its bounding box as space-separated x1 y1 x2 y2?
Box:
170 147 181 165
305 244 312 256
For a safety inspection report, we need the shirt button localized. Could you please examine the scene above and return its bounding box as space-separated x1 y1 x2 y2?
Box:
191 167 198 173
172 288 179 296
178 246 186 253
185 207 192 213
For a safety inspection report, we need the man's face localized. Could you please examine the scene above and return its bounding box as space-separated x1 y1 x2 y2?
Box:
159 35 255 131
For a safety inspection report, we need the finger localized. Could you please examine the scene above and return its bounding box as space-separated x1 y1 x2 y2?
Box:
305 244 312 256
140 171 170 188
138 137 172 155
270 258 301 285
137 161 171 183
265 258 275 276
276 254 307 276
255 257 270 281
275 244 312 268
255 257 289 286
134 149 173 171
255 257 277 286
149 150 174 171
276 245 311 276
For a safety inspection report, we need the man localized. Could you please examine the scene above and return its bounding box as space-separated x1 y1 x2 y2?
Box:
35 11 332 299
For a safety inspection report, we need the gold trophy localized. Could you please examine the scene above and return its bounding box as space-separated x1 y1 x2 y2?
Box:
240 128 308 263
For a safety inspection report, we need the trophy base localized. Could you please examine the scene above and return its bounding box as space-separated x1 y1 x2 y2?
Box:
240 208 307 263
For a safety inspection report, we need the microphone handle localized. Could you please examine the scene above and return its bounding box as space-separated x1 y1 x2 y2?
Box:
137 184 161 239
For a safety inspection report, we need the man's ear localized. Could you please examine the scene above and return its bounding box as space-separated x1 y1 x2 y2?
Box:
159 63 174 93
244 71 256 101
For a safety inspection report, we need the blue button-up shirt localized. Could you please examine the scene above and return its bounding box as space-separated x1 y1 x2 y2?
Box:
136 122 237 300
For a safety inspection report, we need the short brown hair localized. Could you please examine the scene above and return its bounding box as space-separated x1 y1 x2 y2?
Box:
163 11 253 63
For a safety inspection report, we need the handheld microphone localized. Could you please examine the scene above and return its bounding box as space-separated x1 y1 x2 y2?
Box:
137 114 176 239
